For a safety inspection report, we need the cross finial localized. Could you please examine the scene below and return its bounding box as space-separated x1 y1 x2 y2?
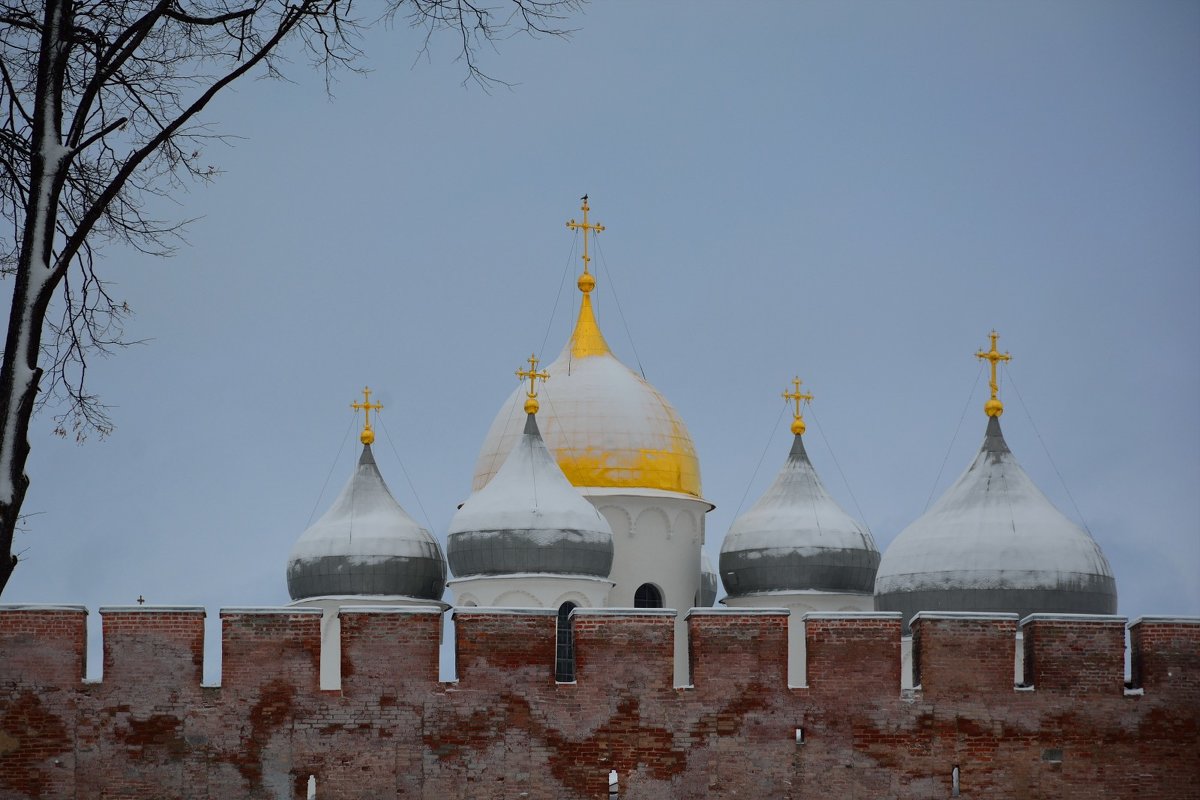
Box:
782 376 814 436
515 353 550 415
975 330 1012 417
566 195 605 294
351 386 384 445
136 595 145 606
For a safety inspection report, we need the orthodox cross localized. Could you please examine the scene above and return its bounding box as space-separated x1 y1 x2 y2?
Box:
975 330 1012 417
516 354 550 414
566 195 605 292
782 376 814 436
351 386 383 445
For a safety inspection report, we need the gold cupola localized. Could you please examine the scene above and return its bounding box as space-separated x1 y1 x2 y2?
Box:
471 197 702 497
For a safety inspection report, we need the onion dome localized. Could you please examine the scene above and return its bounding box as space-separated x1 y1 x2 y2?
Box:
720 379 879 598
875 333 1117 625
472 199 701 498
449 362 615 577
287 396 446 601
700 552 719 607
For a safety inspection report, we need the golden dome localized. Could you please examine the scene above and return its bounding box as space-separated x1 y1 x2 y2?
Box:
472 276 702 497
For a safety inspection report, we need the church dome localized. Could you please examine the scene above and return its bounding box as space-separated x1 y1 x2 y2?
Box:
287 443 446 601
700 551 719 607
449 411 614 577
720 391 879 598
875 335 1116 625
471 205 700 498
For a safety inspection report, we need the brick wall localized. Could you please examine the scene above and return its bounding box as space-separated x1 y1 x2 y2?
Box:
1 605 1198 799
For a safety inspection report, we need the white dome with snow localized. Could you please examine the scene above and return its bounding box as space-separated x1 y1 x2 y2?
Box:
720 433 879 598
448 413 614 578
287 444 446 601
875 416 1116 625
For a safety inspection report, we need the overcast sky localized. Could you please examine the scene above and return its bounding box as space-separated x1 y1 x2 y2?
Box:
4 1 1197 681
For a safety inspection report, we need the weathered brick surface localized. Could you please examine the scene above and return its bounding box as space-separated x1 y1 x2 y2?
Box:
1021 614 1125 695
911 612 1018 697
1 606 1198 799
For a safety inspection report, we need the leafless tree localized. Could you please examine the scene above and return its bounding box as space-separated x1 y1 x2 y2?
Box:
0 0 580 595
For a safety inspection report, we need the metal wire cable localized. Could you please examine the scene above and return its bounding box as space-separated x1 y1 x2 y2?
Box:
305 412 358 528
1006 369 1094 535
540 229 578 358
593 234 647 380
808 406 873 535
732 400 788 520
375 411 435 534
924 362 985 512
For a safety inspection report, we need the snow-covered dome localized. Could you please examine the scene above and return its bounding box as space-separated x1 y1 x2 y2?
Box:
287 444 446 601
700 552 719 607
720 432 879 598
875 415 1117 625
471 273 701 498
449 413 615 578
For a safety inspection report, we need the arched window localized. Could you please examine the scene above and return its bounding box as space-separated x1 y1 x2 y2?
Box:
634 583 663 609
555 602 577 682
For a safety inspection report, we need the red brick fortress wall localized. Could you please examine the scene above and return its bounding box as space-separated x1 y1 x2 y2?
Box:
1 606 1197 799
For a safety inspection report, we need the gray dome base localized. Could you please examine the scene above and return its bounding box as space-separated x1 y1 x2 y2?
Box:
448 529 614 578
721 547 880 597
876 577 1117 631
288 553 446 601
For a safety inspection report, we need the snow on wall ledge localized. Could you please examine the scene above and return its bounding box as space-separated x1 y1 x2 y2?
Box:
0 606 1197 799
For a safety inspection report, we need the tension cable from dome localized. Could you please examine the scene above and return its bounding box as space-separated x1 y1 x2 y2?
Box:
592 231 646 381
1006 368 1093 537
924 360 985 513
730 389 788 520
806 404 873 538
304 406 359 528
374 409 435 534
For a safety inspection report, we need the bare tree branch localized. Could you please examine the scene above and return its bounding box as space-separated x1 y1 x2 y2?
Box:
0 0 583 594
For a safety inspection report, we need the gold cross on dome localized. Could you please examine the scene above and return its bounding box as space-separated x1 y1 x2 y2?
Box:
351 386 384 445
975 330 1012 417
515 353 550 415
782 376 814 436
565 194 605 293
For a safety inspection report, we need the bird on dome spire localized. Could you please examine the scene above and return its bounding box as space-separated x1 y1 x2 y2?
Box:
783 376 814 436
975 330 1012 418
351 386 383 445
516 353 549 414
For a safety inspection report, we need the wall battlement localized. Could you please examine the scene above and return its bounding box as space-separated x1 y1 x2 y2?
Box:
1 605 1197 798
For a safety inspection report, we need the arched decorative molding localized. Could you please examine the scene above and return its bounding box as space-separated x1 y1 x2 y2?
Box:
456 595 479 608
634 507 670 541
494 589 544 607
554 590 592 609
597 505 633 539
673 509 697 544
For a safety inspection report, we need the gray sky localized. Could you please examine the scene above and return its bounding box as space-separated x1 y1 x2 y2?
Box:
5 1 1198 681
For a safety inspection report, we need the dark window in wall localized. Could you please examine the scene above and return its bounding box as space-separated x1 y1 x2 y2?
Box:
634 583 663 609
555 602 578 682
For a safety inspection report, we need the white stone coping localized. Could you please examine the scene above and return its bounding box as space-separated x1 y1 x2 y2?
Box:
571 608 677 618
219 606 323 616
447 573 614 586
452 607 558 617
1019 613 1126 627
0 604 88 613
685 607 789 619
801 611 903 621
721 589 873 600
338 605 445 615
910 611 1019 622
99 606 205 614
287 594 448 603
1128 615 1200 627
